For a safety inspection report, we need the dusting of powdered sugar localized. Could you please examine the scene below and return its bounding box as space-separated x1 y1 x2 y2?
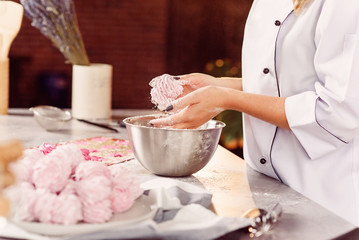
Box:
162 129 214 165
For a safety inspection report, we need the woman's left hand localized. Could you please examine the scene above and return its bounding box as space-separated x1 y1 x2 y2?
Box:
149 86 227 129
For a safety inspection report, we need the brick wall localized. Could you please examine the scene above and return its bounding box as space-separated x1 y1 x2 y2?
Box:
9 0 169 109
8 0 251 109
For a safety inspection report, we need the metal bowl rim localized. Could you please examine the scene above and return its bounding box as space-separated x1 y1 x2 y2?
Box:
123 114 225 131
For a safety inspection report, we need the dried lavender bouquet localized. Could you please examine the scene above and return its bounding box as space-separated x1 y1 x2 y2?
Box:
20 0 90 65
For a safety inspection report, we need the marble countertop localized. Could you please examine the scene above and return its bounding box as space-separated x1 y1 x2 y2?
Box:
0 108 357 240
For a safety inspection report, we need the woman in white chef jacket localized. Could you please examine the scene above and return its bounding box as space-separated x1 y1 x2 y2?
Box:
150 0 359 226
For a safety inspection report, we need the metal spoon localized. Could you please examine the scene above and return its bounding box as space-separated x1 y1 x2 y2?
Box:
30 105 118 133
242 203 282 237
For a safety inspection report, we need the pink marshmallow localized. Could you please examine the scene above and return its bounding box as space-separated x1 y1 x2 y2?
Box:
33 190 58 223
10 149 42 183
110 188 135 213
32 151 72 193
149 74 183 110
75 161 111 181
7 141 142 225
60 179 77 196
76 176 112 205
52 194 83 225
7 183 37 222
52 144 85 172
82 199 113 223
109 165 143 213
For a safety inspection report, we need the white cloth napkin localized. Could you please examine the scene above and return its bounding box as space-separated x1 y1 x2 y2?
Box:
0 178 250 240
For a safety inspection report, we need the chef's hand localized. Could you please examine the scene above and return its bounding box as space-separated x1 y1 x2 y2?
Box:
149 86 227 129
177 73 218 97
177 73 242 98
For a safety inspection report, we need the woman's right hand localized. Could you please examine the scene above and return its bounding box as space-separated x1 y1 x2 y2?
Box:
149 85 229 129
176 73 242 98
177 73 218 97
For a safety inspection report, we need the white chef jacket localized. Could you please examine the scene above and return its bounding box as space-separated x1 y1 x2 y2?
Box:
242 0 359 225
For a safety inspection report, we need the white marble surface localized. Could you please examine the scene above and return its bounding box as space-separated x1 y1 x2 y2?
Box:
0 108 156 148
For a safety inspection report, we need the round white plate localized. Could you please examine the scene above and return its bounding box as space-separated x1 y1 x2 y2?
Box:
12 195 157 236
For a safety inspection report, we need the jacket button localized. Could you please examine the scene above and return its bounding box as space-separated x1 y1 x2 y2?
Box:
260 158 267 164
275 20 281 26
263 68 270 74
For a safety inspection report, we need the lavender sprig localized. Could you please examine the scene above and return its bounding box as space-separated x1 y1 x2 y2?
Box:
20 0 90 66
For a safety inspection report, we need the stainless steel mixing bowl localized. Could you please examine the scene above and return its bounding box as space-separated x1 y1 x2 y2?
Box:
123 114 225 177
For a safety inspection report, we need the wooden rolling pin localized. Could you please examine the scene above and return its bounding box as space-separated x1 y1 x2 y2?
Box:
0 140 23 217
0 59 9 115
0 1 24 114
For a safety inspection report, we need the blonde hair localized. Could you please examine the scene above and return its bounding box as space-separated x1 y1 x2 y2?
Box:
293 0 313 15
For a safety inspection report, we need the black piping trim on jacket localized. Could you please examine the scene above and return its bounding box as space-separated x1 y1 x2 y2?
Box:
269 9 295 183
314 98 348 144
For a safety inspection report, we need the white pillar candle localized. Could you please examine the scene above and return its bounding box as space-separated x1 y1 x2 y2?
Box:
71 63 113 120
